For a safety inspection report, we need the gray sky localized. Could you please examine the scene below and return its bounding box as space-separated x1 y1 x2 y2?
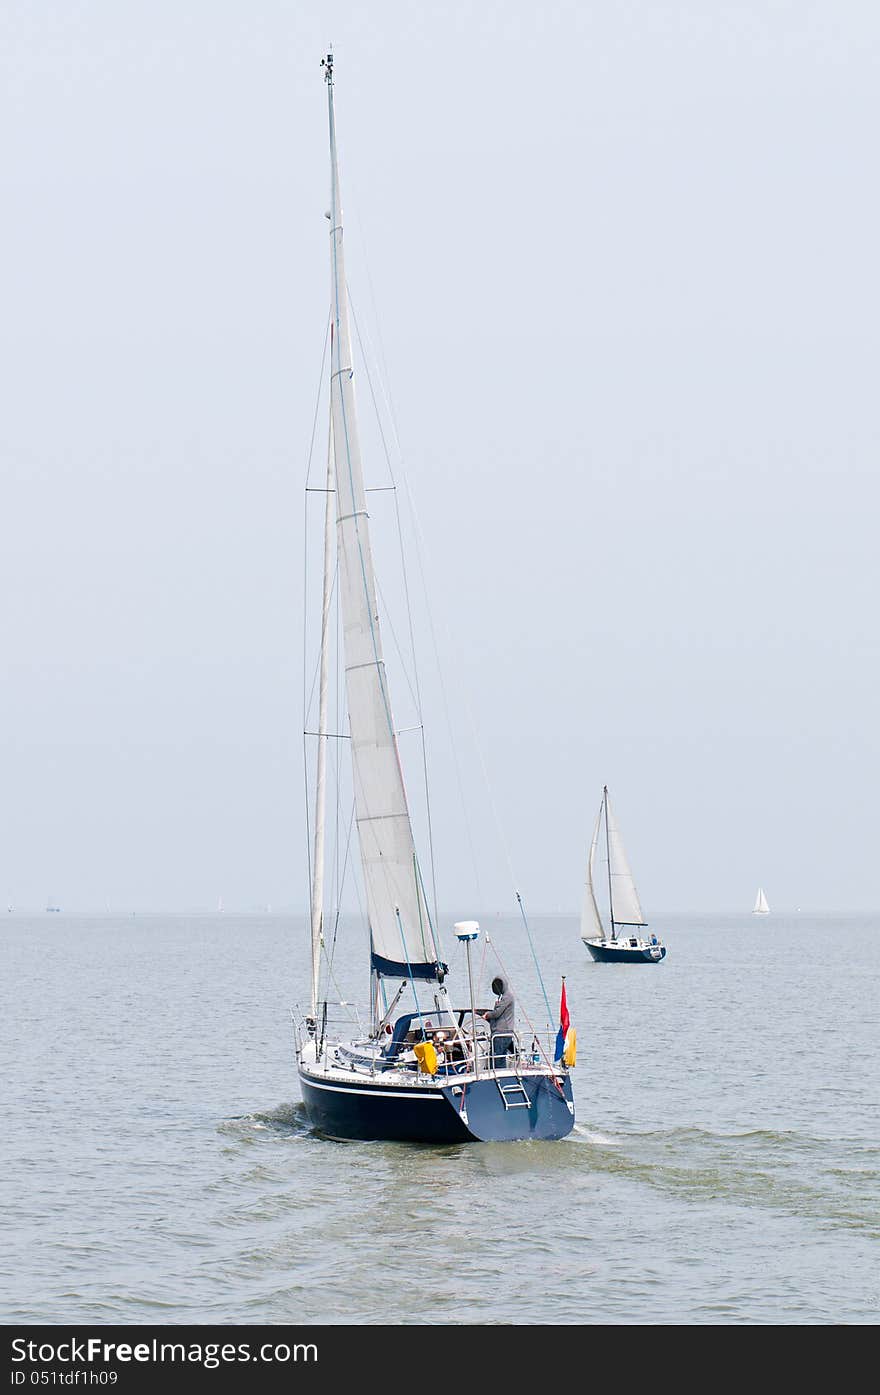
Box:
1 1 878 913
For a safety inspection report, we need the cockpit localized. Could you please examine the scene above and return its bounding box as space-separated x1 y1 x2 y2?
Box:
380 1008 489 1068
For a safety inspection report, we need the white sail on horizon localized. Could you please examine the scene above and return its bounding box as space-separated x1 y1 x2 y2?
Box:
581 788 647 938
753 887 770 915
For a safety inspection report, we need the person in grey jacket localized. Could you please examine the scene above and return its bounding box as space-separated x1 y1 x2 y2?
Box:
481 976 515 1067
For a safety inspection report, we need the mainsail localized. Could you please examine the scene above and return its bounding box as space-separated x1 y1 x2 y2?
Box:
753 887 770 915
323 57 441 981
605 790 647 928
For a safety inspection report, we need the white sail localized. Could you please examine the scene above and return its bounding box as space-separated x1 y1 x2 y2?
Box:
324 61 440 980
605 793 646 926
753 887 769 915
580 805 604 940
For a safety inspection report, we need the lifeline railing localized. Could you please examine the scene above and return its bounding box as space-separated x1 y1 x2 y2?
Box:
291 1001 363 1055
291 990 568 1073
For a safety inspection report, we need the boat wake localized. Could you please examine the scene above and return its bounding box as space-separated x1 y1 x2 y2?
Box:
218 1102 313 1143
572 1124 622 1147
568 1123 880 1235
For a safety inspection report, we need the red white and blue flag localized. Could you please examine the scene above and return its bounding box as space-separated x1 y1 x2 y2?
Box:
554 978 570 1062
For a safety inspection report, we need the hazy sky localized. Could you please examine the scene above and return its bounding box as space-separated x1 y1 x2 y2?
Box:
2 1 878 913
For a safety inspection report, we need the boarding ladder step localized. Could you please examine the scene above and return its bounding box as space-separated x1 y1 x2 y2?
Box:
496 1076 531 1110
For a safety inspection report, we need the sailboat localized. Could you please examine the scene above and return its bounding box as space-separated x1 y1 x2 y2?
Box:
580 787 666 963
294 53 575 1143
752 887 770 916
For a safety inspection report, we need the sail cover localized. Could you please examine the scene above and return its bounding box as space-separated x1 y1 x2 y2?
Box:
326 80 442 980
581 806 604 939
606 794 647 926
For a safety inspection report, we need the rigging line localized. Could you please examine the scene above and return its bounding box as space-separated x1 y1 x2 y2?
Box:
319 699 347 925
326 794 356 971
331 311 435 958
336 521 343 915
604 787 615 936
304 313 331 492
322 803 358 1010
302 495 312 913
347 290 422 707
351 198 397 424
399 471 440 932
349 289 440 930
477 928 489 988
398 474 485 903
301 319 331 922
516 892 553 1022
355 309 484 910
328 164 403 806
396 909 426 1038
399 470 525 900
347 287 398 492
486 937 560 1079
348 285 477 930
373 572 420 711
336 247 440 980
417 721 439 935
302 731 313 931
347 256 406 474
304 564 339 727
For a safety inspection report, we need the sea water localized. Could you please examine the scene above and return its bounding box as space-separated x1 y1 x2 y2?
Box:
2 911 877 1324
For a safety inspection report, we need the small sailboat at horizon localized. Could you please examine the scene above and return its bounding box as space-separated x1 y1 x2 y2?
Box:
293 53 575 1143
752 887 770 916
580 787 666 963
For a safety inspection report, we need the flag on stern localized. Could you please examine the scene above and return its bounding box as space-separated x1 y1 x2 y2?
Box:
554 978 571 1062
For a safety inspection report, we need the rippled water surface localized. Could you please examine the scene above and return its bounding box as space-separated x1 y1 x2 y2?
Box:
3 912 878 1324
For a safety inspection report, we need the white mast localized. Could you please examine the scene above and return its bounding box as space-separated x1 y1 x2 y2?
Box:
309 432 335 1020
322 52 440 991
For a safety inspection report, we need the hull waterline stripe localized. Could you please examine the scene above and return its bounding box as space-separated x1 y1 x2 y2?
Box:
300 1076 446 1101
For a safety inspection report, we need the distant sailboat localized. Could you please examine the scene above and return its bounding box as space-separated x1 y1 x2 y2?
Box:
752 887 770 916
46 898 60 913
217 896 224 913
580 787 666 963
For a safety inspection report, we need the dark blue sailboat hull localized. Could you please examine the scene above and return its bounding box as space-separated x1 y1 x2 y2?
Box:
584 940 666 963
298 1068 575 1143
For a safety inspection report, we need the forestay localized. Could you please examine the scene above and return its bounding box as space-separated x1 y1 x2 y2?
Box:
325 67 441 980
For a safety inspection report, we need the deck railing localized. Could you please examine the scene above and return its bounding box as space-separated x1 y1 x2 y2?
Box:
293 1012 564 1078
